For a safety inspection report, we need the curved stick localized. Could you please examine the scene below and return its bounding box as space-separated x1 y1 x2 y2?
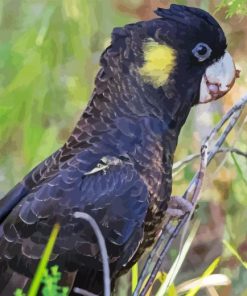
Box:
73 212 111 296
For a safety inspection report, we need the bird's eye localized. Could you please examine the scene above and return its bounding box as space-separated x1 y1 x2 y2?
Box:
192 43 212 62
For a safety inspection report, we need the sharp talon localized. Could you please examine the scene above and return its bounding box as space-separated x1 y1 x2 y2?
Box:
166 196 194 219
166 208 185 217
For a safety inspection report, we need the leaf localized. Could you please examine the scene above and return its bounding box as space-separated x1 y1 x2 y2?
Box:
177 274 231 293
185 257 221 296
36 5 56 46
156 220 200 296
216 0 247 18
14 289 26 296
40 265 69 296
27 223 60 296
131 263 138 293
141 272 177 296
223 240 247 269
231 153 247 186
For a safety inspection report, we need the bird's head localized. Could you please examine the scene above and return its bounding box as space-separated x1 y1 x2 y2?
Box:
100 4 239 110
139 4 239 105
76 5 239 156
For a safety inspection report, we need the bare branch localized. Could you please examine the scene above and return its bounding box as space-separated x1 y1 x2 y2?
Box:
73 212 110 296
134 95 247 296
173 147 247 174
137 143 209 296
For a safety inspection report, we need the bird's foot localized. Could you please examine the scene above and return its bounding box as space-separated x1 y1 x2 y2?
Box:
166 196 194 219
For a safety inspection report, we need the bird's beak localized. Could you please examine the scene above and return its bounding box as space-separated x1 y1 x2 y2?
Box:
199 51 239 104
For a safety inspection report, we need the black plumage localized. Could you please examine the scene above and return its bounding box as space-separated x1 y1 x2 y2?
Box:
0 4 229 295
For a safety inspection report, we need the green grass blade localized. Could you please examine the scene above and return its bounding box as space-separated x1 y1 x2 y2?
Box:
185 257 221 296
131 263 138 293
156 220 200 296
231 152 247 186
223 240 247 269
27 223 60 296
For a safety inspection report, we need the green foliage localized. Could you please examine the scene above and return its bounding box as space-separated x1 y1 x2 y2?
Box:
14 289 26 296
217 0 247 17
0 0 134 193
137 271 177 296
41 266 69 296
231 152 247 186
185 257 220 296
156 220 200 296
223 240 247 269
14 265 69 296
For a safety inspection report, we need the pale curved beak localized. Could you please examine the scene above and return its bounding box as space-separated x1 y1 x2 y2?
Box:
199 51 239 104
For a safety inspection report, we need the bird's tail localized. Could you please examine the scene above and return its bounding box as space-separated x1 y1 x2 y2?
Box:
70 268 105 296
0 263 31 296
0 261 106 296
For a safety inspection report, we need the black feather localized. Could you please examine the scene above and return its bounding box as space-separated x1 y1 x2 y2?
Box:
0 4 228 294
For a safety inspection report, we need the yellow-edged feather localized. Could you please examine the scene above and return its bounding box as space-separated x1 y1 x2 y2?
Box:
139 39 176 88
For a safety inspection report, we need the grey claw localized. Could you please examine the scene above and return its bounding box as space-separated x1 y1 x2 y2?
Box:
166 196 194 218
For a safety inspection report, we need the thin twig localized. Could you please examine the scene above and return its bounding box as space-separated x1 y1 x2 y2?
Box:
210 115 246 179
73 287 98 296
155 220 201 296
173 147 247 174
73 212 111 296
138 143 209 296
207 110 244 163
204 96 247 145
134 95 247 296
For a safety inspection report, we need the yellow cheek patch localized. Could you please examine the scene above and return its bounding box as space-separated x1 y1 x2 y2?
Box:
139 39 176 88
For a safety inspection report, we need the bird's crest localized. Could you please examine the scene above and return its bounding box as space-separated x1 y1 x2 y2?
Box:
155 4 221 28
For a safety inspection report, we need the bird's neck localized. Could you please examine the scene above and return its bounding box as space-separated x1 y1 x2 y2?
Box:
94 66 192 132
67 69 192 158
66 34 195 156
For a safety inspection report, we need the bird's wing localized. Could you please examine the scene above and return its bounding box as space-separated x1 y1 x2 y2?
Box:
0 148 63 224
0 154 149 293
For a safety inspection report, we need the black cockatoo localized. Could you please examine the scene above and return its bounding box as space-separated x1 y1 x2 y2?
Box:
0 4 237 295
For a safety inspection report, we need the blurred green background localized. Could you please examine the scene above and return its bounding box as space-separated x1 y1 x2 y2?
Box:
0 1 246 295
